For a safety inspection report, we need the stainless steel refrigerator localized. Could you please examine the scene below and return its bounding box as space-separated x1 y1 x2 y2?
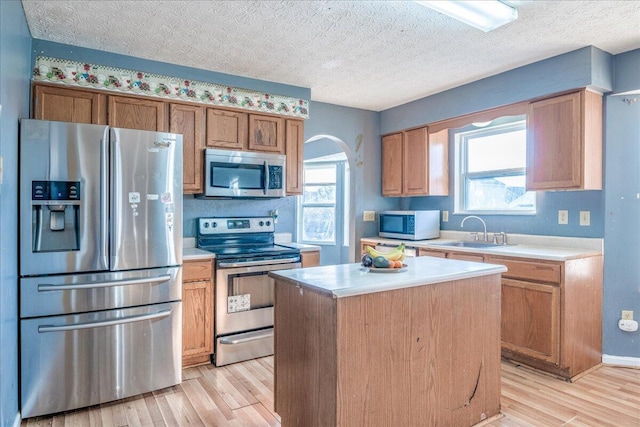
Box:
19 119 183 418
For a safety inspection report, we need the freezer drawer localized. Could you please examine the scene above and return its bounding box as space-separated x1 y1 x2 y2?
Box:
21 301 182 418
20 267 182 318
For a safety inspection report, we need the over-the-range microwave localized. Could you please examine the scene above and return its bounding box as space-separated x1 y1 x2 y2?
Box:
200 148 286 198
378 210 440 240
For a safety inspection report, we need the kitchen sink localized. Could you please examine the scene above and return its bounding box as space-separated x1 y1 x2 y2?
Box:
429 241 507 249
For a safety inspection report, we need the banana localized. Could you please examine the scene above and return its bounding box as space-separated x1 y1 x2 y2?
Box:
366 243 405 261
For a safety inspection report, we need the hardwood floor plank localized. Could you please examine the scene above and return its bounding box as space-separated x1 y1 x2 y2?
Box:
19 360 640 427
195 364 257 410
180 377 231 426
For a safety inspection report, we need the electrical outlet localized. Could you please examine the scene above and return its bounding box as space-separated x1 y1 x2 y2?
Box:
442 210 449 222
622 310 634 320
579 211 590 226
558 210 568 225
363 211 376 222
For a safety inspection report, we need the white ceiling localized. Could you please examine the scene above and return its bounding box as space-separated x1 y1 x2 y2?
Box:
22 0 640 111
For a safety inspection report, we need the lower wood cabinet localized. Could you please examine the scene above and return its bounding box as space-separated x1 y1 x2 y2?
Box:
301 250 320 267
182 259 214 367
487 255 603 380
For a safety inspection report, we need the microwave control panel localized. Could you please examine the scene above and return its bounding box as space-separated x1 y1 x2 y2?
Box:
268 165 283 189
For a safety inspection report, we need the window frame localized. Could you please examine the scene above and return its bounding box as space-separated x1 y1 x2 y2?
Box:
454 120 536 216
298 161 339 245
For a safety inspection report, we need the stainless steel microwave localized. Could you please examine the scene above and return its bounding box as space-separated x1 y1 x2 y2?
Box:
202 149 286 198
378 210 440 240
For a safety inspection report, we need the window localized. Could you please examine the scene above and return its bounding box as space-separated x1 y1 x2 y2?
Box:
300 163 338 243
455 119 535 214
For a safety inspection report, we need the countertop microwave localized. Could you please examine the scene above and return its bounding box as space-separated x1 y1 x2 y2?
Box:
378 210 440 240
201 148 286 198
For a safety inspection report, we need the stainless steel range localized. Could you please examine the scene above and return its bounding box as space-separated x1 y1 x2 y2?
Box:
197 216 301 366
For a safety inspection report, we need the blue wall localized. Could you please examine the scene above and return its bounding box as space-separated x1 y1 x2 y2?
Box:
603 49 640 358
0 2 31 426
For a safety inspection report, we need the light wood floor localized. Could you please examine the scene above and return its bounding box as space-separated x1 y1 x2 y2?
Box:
22 358 640 427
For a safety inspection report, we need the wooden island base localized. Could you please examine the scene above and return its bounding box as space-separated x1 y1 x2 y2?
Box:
273 273 503 427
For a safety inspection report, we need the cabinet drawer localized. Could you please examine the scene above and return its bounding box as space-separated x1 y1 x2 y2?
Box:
183 260 213 282
487 257 561 284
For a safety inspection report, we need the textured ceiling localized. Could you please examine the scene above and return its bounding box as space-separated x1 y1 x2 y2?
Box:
22 0 640 111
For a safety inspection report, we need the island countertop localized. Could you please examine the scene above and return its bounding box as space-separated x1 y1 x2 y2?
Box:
270 256 506 298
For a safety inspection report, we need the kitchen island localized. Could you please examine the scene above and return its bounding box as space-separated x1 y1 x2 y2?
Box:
269 257 507 427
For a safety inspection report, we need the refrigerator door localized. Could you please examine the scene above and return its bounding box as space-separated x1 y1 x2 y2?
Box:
19 119 109 276
110 128 183 271
20 301 182 418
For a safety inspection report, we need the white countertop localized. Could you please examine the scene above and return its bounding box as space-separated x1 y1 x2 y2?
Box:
362 232 603 261
270 256 506 298
183 247 215 261
277 242 321 252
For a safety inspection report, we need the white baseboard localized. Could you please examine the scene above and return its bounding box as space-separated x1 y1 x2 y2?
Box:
602 354 640 368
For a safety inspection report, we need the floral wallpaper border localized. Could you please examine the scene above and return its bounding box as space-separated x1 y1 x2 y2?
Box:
33 56 309 119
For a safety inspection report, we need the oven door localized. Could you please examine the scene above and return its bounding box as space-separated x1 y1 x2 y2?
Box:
216 259 299 336
215 259 299 366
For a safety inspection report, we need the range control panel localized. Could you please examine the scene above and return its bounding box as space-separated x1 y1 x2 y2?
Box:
198 217 275 235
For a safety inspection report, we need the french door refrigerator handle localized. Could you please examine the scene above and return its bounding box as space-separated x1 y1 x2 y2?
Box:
100 135 109 267
37 274 172 292
37 309 172 333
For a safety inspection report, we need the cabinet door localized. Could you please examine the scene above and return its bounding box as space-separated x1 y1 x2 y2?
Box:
527 92 582 190
108 96 167 131
402 127 429 195
301 251 320 268
501 278 560 364
428 129 449 195
382 133 403 196
170 104 204 194
418 248 446 258
448 252 484 263
206 108 248 150
33 84 106 124
182 280 214 359
182 259 214 367
249 114 284 153
285 119 304 195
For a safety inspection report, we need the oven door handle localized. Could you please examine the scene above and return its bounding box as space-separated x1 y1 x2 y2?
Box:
218 257 300 268
219 329 273 345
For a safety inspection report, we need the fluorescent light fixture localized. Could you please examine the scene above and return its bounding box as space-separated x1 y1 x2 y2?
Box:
415 1 518 32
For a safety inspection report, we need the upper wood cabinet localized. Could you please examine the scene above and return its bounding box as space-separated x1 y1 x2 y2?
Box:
205 107 248 150
382 127 449 197
526 90 602 190
285 119 304 195
108 95 167 131
32 84 106 124
170 104 204 194
249 114 285 153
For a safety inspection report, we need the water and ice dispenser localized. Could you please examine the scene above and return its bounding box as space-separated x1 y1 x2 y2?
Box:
32 180 81 252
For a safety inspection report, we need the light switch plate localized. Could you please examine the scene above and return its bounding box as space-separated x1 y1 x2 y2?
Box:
558 210 568 225
579 211 591 226
442 210 449 222
363 211 376 222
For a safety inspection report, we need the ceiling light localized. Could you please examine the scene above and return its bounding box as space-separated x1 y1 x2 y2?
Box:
415 1 518 32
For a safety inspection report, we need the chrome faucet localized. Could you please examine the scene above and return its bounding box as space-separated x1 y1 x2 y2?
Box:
461 215 488 242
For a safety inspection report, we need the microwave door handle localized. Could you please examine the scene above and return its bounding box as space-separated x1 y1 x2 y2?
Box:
264 161 269 195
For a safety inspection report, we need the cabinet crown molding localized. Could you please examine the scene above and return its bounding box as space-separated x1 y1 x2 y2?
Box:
33 56 310 119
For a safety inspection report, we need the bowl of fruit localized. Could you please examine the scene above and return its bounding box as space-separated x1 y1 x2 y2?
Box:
361 244 408 273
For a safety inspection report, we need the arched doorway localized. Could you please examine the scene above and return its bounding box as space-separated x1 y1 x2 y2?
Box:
297 135 356 265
